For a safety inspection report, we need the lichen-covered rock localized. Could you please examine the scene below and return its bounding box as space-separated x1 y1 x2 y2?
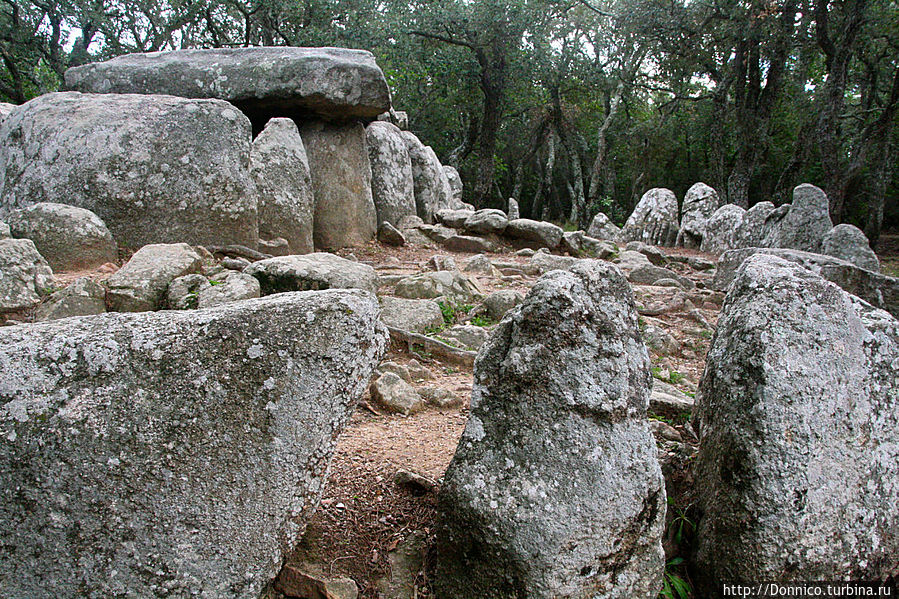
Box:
463 209 508 235
378 296 444 333
370 372 423 415
0 289 386 598
693 254 899 593
402 132 452 222
245 253 378 295
587 212 621 241
0 102 14 123
821 224 879 272
507 198 520 220
700 204 746 253
377 222 406 247
0 220 10 239
462 254 500 277
438 324 490 351
65 47 391 127
200 270 260 308
442 234 497 254
7 202 117 272
394 271 480 304
435 260 665 598
250 118 314 254
444 166 464 208
525 251 579 275
711 247 899 319
34 277 107 321
0 238 55 312
482 289 524 320
734 201 775 248
435 209 474 229
166 273 210 309
624 241 667 266
676 182 720 248
0 92 258 249
366 122 417 228
300 121 377 250
106 243 202 312
504 219 564 249
763 184 834 253
622 188 679 247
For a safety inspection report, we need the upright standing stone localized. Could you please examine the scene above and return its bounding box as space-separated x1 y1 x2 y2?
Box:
821 224 880 272
402 132 452 222
444 166 464 207
507 198 520 220
734 201 775 248
693 254 899 596
763 184 833 253
0 93 258 249
587 212 622 241
700 204 747 253
436 261 666 599
622 188 679 246
676 182 720 248
366 121 417 227
0 290 386 599
250 118 314 254
301 121 377 250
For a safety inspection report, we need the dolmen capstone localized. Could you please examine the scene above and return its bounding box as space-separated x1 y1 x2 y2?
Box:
693 254 899 595
435 260 665 598
0 289 386 598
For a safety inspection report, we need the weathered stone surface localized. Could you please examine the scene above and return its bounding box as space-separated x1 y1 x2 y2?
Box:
65 47 391 126
439 324 490 351
821 223 879 272
258 237 290 256
379 296 444 333
106 243 202 312
506 198 519 220
763 184 834 253
276 564 359 599
462 254 500 277
648 380 693 420
625 241 667 266
394 271 480 304
250 118 314 254
435 260 665 598
377 222 406 247
7 202 117 272
622 188 679 247
504 219 564 249
367 122 417 227
200 270 260 308
0 289 386 598
425 255 457 272
562 231 616 258
402 132 452 222
627 264 694 290
300 121 377 250
482 289 524 320
693 254 899 593
0 92 257 249
443 234 497 253
700 204 746 253
166 273 210 310
0 238 54 312
418 223 456 243
587 212 621 241
245 253 378 295
370 372 423 415
0 103 14 123
711 247 899 319
435 209 474 229
376 108 408 130
463 209 508 235
444 166 464 207
734 201 775 248
34 277 107 321
676 182 720 248
0 220 10 239
525 251 579 275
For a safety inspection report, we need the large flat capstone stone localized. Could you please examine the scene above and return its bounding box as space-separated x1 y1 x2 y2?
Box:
64 47 391 129
0 290 387 598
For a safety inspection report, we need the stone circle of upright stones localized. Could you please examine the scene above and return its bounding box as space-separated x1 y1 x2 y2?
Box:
0 290 387 598
676 182 720 249
0 92 258 249
435 260 666 599
693 254 899 595
622 188 679 246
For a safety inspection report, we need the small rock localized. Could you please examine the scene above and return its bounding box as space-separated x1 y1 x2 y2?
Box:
34 277 106 321
0 221 10 239
525 252 579 275
425 255 456 272
394 271 480 304
587 212 621 241
406 359 434 381
370 372 424 415
106 243 202 312
245 252 379 295
821 223 879 272
438 324 490 351
463 209 509 235
515 248 535 257
377 221 406 246
376 531 429 599
166 273 211 309
443 234 496 253
199 270 260 308
650 420 683 443
378 361 412 382
482 289 524 320
0 238 56 313
221 257 251 271
418 223 457 243
419 386 461 408
462 254 500 277
276 563 359 599
394 469 437 494
257 237 291 256
435 209 474 229
504 218 563 249
379 296 444 333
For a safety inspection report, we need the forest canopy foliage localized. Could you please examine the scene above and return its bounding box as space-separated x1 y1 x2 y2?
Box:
2 0 897 243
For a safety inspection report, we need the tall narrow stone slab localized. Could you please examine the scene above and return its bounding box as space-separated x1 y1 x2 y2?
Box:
366 121 416 227
300 121 377 250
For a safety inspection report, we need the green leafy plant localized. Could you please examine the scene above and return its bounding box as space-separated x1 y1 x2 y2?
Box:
667 498 696 545
660 558 691 599
437 300 474 325
470 314 493 327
